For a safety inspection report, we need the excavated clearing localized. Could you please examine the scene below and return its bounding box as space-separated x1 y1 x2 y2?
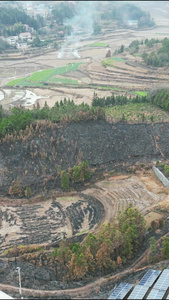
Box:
0 172 166 253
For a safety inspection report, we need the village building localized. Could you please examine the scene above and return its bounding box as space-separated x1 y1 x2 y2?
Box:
6 36 18 45
19 32 32 42
127 20 138 28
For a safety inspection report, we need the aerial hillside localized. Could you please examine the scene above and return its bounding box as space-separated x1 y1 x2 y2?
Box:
1 118 169 196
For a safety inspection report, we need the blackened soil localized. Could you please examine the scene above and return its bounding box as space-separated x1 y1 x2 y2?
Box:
0 120 169 196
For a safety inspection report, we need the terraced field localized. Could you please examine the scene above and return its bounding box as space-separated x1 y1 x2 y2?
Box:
82 174 166 224
2 17 169 109
0 194 104 255
0 173 166 254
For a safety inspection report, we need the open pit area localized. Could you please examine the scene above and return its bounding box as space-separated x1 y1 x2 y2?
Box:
0 171 167 255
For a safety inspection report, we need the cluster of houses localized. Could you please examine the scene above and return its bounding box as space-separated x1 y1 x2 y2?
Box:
1 31 32 50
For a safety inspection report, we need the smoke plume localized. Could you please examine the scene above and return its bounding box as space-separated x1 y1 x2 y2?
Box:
57 1 97 59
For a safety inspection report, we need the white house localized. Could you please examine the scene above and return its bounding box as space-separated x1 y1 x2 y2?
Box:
127 20 138 28
16 42 28 49
19 32 32 41
6 36 18 45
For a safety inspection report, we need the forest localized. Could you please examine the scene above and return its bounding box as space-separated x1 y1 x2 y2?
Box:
101 2 155 28
0 6 39 33
5 206 147 282
1 88 169 141
142 38 169 67
0 100 105 139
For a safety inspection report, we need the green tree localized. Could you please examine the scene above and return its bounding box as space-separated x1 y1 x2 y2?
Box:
161 236 169 259
118 206 146 257
25 186 31 199
149 237 157 263
32 35 41 47
61 170 69 190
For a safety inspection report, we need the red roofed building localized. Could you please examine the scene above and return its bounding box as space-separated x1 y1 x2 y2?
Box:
19 32 32 41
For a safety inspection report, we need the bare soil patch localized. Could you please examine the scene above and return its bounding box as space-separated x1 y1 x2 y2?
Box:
144 211 163 228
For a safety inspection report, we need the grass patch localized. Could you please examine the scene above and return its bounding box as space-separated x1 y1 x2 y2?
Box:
6 77 27 86
103 181 112 186
76 229 90 236
48 77 79 84
131 91 147 97
28 63 83 82
102 57 128 68
6 63 83 87
111 57 127 62
56 196 80 202
88 85 125 91
105 102 169 122
88 42 108 47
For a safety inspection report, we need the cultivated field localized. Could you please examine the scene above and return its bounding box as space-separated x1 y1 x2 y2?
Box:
1 3 169 109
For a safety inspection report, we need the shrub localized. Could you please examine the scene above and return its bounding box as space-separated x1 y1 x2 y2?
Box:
61 170 69 190
25 186 31 199
72 161 91 183
9 180 25 197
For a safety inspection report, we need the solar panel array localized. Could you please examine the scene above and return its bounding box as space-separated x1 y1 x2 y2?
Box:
108 282 133 300
108 268 169 300
153 269 169 291
138 269 161 287
127 285 149 299
146 288 165 299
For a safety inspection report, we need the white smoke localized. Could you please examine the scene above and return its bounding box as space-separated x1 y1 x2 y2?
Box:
57 1 97 59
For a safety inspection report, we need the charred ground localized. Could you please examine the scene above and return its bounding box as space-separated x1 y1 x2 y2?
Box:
1 119 169 197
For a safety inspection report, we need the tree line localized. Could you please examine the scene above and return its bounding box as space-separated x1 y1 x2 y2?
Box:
50 206 146 281
147 88 169 110
0 6 39 33
0 100 105 140
2 87 169 141
9 206 146 282
142 38 169 67
101 2 155 28
92 92 148 107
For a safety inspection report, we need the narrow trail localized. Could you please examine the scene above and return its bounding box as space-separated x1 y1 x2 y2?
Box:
0 246 154 299
0 266 150 299
1 230 168 298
